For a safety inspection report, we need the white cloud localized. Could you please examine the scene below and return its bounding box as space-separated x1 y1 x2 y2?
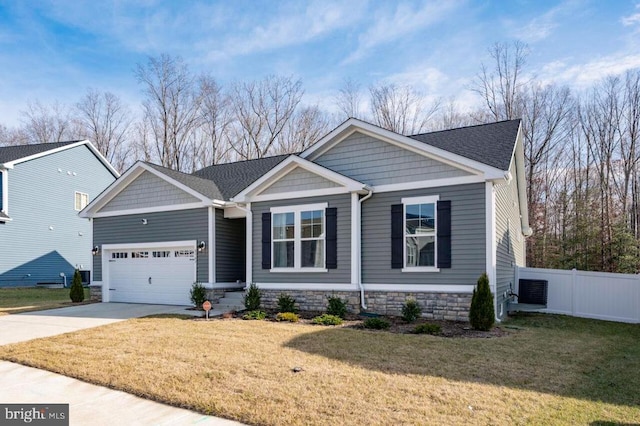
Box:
510 0 583 43
208 0 367 60
621 12 640 26
382 66 448 94
343 0 464 64
538 53 640 89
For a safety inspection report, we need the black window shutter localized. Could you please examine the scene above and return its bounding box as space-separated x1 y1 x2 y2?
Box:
325 207 337 269
261 212 271 269
391 204 404 269
437 200 451 268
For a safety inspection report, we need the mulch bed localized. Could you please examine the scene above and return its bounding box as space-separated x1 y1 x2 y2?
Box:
198 309 511 338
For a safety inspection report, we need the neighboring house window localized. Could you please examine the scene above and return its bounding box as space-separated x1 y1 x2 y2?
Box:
391 196 451 271
74 191 89 211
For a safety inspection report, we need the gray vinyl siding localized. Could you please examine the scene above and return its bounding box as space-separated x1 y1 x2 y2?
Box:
100 170 199 212
215 209 245 283
312 131 471 186
260 168 340 195
252 194 351 283
362 183 486 286
0 145 116 287
495 161 526 317
92 208 208 282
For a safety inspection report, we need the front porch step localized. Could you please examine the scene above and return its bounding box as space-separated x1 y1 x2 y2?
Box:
210 290 245 312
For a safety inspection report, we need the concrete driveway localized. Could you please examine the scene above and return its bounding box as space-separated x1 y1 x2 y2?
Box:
0 302 201 345
0 303 243 425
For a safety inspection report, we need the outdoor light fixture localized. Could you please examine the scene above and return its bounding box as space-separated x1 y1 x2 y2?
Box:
142 218 148 225
197 241 206 252
92 246 100 256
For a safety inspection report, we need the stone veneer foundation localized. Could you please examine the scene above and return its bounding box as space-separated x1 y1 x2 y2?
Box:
89 284 102 302
259 289 472 322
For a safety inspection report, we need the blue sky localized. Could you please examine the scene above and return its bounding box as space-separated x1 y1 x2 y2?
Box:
1 0 639 127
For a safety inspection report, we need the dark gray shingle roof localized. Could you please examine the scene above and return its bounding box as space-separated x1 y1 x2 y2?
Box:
143 163 225 200
0 141 83 164
192 155 290 200
409 119 521 171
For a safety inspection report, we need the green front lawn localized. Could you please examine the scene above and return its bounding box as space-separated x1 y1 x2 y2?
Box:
1 313 638 425
0 287 90 315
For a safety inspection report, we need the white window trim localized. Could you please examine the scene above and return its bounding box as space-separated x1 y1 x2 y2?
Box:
270 202 328 272
1 169 8 215
74 191 89 211
401 195 440 272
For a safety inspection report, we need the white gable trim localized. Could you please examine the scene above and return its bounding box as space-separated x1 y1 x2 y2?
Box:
1 140 119 178
373 175 486 193
302 118 506 180
80 162 213 218
513 125 532 236
232 155 369 203
89 202 211 218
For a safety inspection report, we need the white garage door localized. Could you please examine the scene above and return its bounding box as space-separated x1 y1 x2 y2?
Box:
107 246 196 305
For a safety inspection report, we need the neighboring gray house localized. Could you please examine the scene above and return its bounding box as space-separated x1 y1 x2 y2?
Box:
81 118 530 320
0 141 118 287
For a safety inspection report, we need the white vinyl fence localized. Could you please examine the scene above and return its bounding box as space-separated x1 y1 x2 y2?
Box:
515 266 640 324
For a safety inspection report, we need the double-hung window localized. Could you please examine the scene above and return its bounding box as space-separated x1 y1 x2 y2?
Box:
402 195 438 271
271 203 327 271
75 191 89 211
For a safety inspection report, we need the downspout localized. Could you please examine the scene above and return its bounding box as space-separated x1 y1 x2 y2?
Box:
357 189 373 310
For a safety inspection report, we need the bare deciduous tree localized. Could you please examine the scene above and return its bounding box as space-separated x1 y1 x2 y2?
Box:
276 105 331 154
228 75 303 159
75 89 133 172
193 75 233 169
369 83 440 135
335 78 364 120
136 54 202 171
472 41 529 121
20 100 78 144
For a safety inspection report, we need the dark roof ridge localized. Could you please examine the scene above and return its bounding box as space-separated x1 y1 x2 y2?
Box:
193 153 292 171
410 118 521 138
0 140 85 163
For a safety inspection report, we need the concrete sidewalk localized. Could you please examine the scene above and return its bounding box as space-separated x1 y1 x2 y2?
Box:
0 361 242 426
0 303 244 425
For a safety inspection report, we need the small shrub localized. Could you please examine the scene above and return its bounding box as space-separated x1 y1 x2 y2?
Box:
276 312 299 322
242 310 266 320
244 283 261 311
469 272 495 331
413 323 442 335
189 282 207 308
401 298 422 323
277 293 297 313
363 317 390 330
69 269 84 303
312 314 343 326
326 296 347 318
